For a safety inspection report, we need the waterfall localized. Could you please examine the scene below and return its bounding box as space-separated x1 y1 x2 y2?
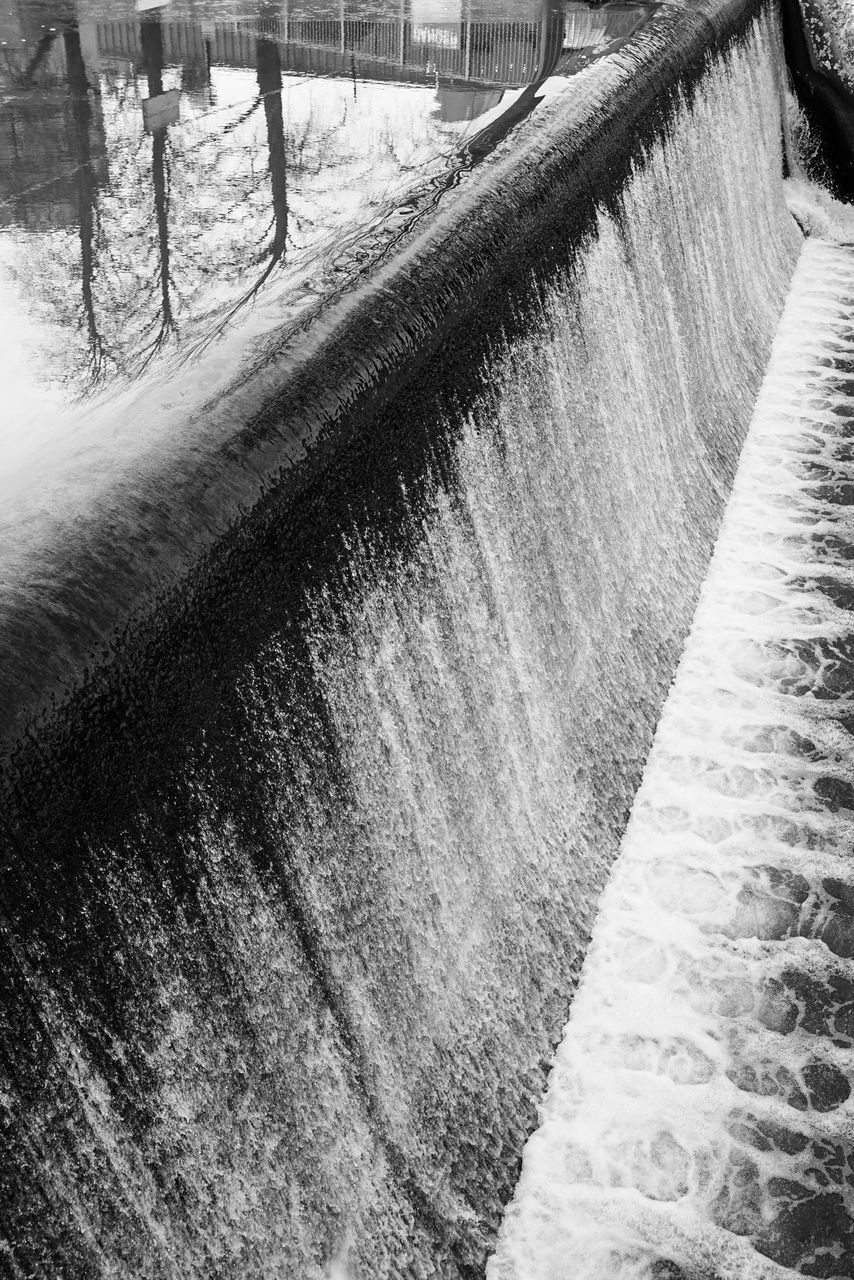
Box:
1 5 799 1278
487 100 854 1280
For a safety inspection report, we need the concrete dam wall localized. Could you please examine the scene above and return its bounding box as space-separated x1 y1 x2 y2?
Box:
0 2 803 1276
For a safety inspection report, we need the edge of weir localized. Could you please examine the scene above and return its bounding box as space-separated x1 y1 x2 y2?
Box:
1 0 769 769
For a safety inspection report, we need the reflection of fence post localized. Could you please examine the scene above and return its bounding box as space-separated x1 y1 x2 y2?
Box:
401 0 412 68
200 17 215 102
283 0 289 44
464 0 472 79
339 0 345 52
256 35 287 264
536 0 550 81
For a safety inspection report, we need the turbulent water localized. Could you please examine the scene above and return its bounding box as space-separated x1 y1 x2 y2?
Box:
1 7 801 1280
487 235 854 1279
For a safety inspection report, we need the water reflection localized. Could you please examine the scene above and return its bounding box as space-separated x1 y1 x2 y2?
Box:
0 0 655 404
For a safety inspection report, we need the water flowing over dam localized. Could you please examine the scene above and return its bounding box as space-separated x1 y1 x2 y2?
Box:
2 0 850 1275
488 237 854 1279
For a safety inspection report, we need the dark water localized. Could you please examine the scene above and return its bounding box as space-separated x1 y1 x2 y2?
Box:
0 0 799 1277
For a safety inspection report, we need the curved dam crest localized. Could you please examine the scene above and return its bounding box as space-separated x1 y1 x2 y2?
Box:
0 0 783 747
1 2 801 1277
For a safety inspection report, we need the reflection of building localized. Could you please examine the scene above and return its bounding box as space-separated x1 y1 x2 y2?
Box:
0 26 108 229
1 99 77 228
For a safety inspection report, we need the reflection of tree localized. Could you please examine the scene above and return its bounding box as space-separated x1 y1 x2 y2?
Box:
65 23 106 383
204 33 290 339
140 13 177 368
8 14 531 400
258 38 288 275
131 17 295 366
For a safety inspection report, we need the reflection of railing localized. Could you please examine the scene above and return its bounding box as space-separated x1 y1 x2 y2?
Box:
95 19 208 66
92 7 641 90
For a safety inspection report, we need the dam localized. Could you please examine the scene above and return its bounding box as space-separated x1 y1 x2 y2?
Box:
1 0 854 1276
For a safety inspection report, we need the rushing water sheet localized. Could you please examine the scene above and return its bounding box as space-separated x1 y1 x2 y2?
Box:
487 237 854 1280
0 8 801 1280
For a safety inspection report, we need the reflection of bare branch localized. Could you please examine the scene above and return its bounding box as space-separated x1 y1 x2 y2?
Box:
21 31 57 88
136 128 178 375
190 34 289 349
222 96 264 135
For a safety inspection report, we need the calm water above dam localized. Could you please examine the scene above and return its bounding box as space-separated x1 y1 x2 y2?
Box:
0 0 653 435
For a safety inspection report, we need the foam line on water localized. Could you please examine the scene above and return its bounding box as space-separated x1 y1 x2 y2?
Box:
488 236 854 1279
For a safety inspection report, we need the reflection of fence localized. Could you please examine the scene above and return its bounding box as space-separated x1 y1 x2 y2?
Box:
95 19 208 66
1 2 653 92
93 8 636 89
263 16 548 83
